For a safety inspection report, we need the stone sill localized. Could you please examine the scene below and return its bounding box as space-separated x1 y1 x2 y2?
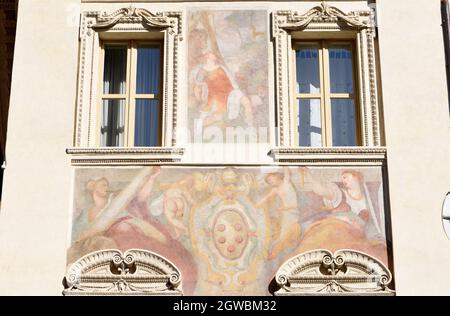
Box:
66 147 185 166
268 147 387 165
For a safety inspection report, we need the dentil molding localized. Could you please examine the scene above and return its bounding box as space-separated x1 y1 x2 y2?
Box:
66 147 185 165
268 147 387 165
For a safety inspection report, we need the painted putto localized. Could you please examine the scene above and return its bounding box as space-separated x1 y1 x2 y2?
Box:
188 10 269 139
69 166 389 296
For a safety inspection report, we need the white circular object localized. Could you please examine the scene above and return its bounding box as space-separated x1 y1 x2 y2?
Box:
443 192 450 239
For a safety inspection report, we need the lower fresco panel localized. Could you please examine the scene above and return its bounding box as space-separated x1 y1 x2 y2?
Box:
69 166 391 295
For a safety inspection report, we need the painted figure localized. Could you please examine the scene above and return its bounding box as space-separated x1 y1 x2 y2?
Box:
86 177 113 224
188 10 268 133
255 167 302 260
295 167 387 266
161 172 214 240
68 167 198 295
194 51 255 127
68 177 119 265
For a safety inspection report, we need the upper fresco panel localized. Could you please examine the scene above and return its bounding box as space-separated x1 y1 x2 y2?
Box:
188 9 269 142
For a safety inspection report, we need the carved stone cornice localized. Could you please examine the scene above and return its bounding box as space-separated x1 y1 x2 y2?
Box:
70 158 179 166
63 249 182 296
66 147 185 155
268 147 387 165
66 147 185 165
272 2 370 37
88 7 183 39
274 249 394 296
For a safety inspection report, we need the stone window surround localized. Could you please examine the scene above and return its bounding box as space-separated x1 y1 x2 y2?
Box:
270 3 382 162
72 7 184 162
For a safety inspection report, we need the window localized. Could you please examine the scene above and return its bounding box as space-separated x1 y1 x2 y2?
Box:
72 7 182 162
99 42 163 147
294 41 359 147
271 5 381 152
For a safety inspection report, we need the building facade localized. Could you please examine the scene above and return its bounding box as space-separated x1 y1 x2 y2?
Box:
0 0 449 295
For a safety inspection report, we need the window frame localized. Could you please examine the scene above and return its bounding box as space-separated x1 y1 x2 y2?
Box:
97 40 164 147
292 40 362 147
271 4 382 151
72 8 183 156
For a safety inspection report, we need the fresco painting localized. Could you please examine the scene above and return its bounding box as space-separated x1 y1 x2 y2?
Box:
188 10 269 137
69 166 390 296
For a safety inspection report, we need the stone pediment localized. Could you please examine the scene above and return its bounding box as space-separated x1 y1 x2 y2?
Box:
63 249 182 296
274 249 395 296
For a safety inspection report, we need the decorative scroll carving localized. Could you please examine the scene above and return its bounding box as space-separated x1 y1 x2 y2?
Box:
274 249 394 296
63 249 182 296
91 7 182 38
273 2 368 36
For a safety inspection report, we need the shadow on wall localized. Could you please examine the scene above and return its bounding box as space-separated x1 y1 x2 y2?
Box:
441 0 450 115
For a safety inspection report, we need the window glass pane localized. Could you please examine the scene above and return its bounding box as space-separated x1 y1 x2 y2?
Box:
298 99 322 147
136 45 161 95
331 99 357 146
101 99 125 147
134 99 161 147
103 46 127 94
329 46 354 94
296 47 320 94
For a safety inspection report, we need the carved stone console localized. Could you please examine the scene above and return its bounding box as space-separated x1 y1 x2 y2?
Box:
63 249 182 296
274 249 395 296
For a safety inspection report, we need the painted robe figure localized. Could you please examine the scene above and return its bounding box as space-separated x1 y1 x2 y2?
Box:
188 10 269 133
255 168 302 260
294 168 388 266
68 167 198 295
195 52 234 126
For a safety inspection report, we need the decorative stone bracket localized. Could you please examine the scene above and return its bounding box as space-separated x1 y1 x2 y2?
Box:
63 249 183 296
274 249 395 296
